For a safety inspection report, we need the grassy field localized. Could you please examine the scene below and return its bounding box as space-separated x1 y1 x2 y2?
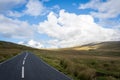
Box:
33 49 120 80
0 41 36 62
33 41 120 80
0 41 120 80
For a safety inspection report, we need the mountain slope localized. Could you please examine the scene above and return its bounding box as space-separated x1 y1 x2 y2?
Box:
0 41 34 49
0 41 120 80
0 41 37 62
72 41 120 50
34 41 120 80
95 41 120 50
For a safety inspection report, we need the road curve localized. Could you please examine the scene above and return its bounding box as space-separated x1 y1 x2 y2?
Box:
0 52 71 80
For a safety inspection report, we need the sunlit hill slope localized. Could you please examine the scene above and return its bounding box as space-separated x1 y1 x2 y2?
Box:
0 41 120 80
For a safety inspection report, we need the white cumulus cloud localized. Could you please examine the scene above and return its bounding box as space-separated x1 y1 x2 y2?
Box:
0 14 33 39
0 0 26 12
6 0 60 17
24 0 45 16
7 11 24 18
28 40 44 48
79 0 120 19
38 10 120 48
18 40 44 48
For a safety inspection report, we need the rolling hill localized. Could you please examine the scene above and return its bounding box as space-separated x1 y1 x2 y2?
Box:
0 41 37 62
72 41 120 50
34 41 120 80
0 41 120 80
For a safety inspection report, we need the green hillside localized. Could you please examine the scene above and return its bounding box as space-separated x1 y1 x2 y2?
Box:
34 41 120 80
0 41 120 80
95 41 120 50
0 41 37 62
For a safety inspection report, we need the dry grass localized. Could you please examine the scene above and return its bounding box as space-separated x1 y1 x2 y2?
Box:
33 49 120 80
0 41 120 80
0 41 35 62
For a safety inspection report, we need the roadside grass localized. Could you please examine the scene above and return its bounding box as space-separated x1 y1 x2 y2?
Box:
0 49 20 62
0 41 120 80
33 49 120 80
0 41 35 62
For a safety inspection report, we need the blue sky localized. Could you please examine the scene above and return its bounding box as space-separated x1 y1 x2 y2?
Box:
0 0 120 48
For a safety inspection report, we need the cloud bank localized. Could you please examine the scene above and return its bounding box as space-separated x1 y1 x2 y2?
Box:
38 10 120 48
0 14 33 39
79 0 120 19
0 0 26 12
18 40 44 49
25 0 45 16
7 0 46 17
0 0 120 48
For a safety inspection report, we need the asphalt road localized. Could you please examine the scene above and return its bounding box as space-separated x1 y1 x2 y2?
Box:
0 52 71 80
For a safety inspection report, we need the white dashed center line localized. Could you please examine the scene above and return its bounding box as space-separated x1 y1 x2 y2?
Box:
22 66 24 78
21 53 28 79
22 60 25 65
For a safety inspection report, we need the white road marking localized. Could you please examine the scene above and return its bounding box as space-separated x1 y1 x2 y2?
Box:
24 53 28 59
22 66 24 78
21 52 28 78
22 60 25 65
22 53 28 65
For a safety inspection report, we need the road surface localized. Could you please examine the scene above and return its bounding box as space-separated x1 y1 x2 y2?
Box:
0 52 71 80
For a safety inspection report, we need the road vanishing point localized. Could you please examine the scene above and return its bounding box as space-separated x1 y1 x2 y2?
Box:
0 52 71 80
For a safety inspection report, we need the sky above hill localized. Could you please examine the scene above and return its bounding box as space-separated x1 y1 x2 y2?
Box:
0 0 120 48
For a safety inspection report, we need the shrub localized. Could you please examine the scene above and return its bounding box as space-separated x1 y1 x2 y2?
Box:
78 68 96 80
